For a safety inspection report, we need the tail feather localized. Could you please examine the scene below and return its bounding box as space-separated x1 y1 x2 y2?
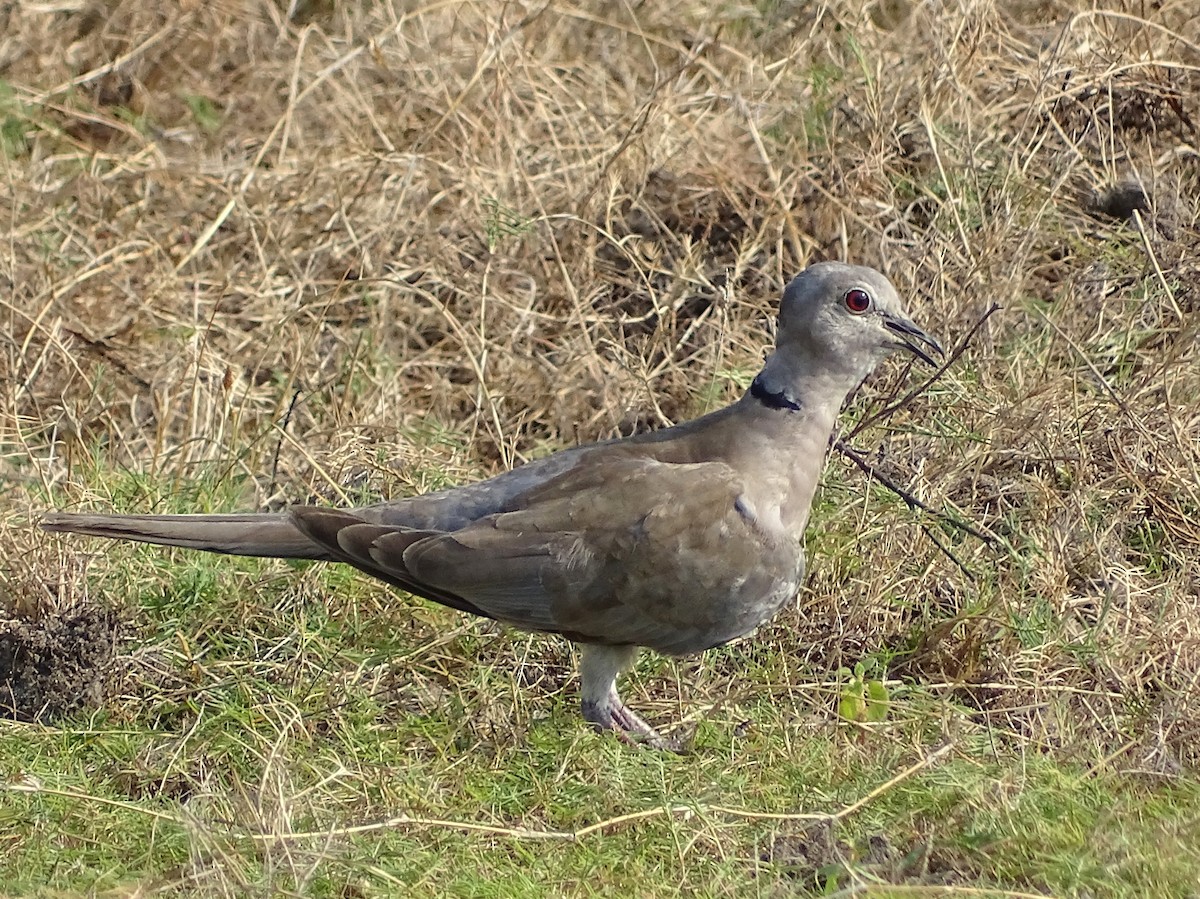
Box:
40 512 331 560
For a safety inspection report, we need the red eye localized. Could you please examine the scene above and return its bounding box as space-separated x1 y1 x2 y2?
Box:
844 288 872 314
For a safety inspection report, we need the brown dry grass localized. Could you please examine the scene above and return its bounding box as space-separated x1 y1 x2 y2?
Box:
2 0 1200 892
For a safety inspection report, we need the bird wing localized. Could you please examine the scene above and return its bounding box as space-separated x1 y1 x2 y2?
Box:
297 455 802 656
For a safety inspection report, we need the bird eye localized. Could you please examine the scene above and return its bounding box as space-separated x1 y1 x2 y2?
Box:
843 288 872 314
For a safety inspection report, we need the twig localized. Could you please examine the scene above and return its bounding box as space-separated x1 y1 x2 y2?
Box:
835 441 994 546
847 302 1001 439
920 522 979 582
268 388 304 499
827 741 954 821
1 741 955 849
222 743 955 843
835 301 1002 571
3 781 188 826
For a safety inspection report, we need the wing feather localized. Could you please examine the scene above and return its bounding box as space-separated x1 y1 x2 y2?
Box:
288 507 492 619
399 456 802 653
289 453 803 656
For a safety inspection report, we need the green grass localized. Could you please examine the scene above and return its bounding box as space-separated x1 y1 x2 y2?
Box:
3 518 1198 897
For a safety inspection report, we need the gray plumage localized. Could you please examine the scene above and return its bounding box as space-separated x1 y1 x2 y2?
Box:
42 262 941 747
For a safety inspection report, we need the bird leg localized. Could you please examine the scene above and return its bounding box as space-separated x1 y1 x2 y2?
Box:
579 644 672 749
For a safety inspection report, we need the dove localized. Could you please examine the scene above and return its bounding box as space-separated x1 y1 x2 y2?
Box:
43 262 941 747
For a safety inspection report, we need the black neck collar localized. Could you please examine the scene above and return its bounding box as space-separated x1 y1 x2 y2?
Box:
749 374 802 412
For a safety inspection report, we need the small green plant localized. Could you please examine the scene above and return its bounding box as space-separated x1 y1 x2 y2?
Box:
482 197 532 252
182 93 222 134
110 103 152 135
0 81 30 157
694 367 755 412
837 661 890 724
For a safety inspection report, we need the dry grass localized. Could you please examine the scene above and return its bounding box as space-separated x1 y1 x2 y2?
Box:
2 0 1200 895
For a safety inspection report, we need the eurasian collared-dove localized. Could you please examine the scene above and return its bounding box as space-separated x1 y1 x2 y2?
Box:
42 262 941 747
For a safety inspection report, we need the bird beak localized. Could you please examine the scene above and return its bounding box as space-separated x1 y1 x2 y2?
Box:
883 316 944 367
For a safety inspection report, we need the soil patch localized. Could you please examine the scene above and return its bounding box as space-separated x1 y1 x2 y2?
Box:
0 606 121 722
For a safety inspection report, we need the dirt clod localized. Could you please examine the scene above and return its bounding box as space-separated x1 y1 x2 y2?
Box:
0 606 121 722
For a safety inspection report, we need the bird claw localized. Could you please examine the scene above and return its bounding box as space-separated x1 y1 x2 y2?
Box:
583 697 690 752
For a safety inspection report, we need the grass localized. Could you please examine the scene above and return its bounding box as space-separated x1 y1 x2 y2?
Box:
3 0 1200 895
4 596 1199 897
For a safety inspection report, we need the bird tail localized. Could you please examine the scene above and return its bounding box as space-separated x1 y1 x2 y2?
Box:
40 511 332 560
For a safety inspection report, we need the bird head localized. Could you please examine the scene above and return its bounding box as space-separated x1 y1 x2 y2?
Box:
749 263 943 414
776 262 943 377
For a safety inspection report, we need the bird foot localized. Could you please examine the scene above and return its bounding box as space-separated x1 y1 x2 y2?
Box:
582 697 688 752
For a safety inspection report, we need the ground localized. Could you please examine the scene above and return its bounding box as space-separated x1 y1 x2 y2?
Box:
1 1 1199 896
